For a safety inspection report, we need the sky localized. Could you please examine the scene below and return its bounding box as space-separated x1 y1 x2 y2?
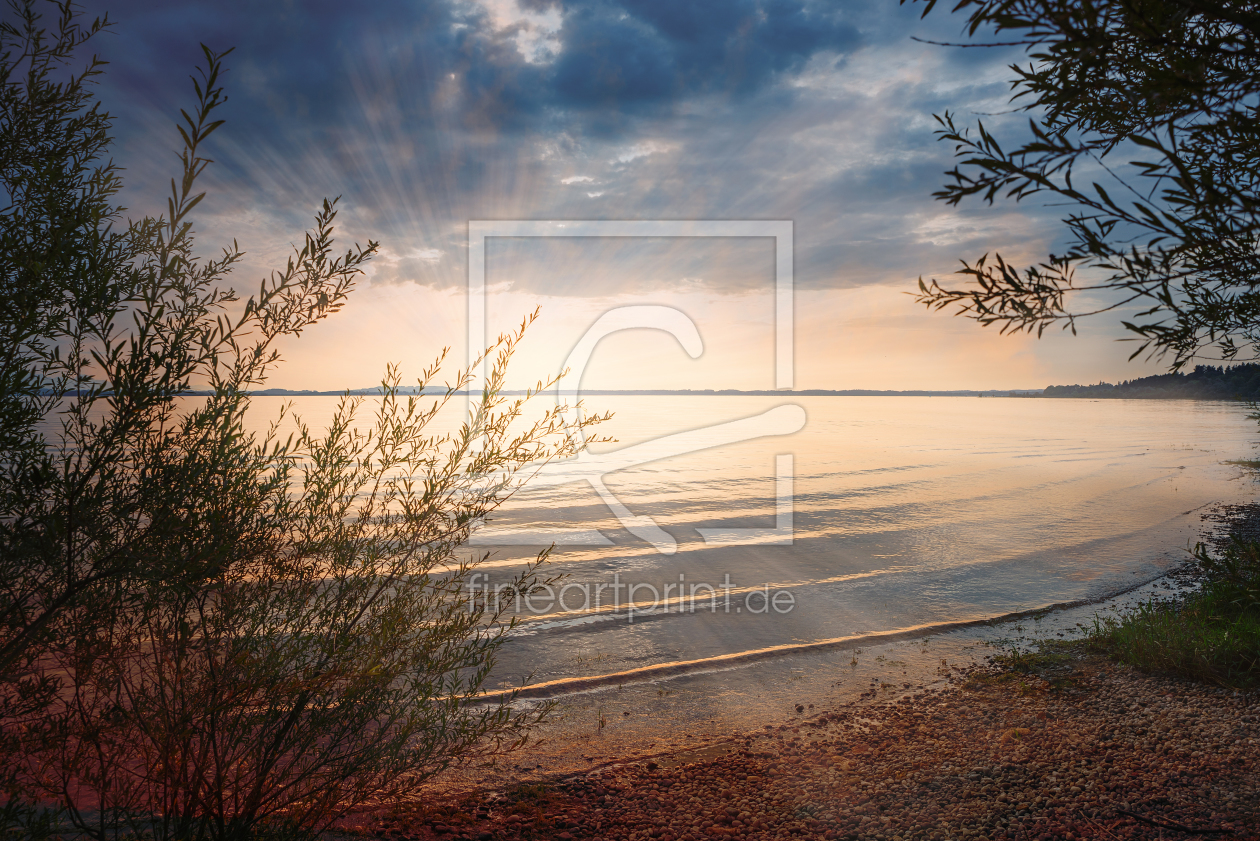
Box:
77 0 1173 392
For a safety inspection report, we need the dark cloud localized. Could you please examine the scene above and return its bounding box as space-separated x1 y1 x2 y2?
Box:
88 0 863 134
90 1 525 138
550 0 860 111
552 5 677 108
66 0 1046 300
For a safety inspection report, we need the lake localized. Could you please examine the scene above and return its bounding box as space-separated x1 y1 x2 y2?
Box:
242 394 1259 696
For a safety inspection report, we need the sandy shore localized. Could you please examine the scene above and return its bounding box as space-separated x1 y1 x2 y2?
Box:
346 649 1259 841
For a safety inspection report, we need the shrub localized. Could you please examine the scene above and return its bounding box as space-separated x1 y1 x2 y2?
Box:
0 4 603 838
1192 536 1260 612
1088 539 1260 688
34 349 593 841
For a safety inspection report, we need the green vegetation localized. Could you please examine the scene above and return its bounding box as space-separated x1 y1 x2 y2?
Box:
909 0 1260 692
990 640 1076 676
908 0 1260 370
1088 538 1260 688
1043 364 1260 399
0 4 601 839
1226 459 1260 469
966 637 1081 693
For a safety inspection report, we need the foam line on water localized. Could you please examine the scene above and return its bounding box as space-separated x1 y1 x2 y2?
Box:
479 569 1187 701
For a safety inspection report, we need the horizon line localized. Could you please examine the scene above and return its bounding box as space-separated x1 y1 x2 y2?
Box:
206 387 1048 397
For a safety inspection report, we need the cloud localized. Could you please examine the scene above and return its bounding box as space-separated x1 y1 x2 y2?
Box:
412 247 445 263
611 139 675 164
90 0 865 141
81 0 1049 304
64 0 1151 389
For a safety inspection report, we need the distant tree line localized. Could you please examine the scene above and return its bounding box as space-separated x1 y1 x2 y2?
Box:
1043 364 1260 399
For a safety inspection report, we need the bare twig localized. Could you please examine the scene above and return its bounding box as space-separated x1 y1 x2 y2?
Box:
1077 809 1122 840
1117 807 1235 836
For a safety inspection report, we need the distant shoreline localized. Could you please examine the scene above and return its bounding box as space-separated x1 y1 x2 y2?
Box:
189 388 1250 400
60 387 1254 400
231 388 1046 397
226 363 1259 400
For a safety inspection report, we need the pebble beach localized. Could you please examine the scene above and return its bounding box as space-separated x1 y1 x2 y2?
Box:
351 650 1259 841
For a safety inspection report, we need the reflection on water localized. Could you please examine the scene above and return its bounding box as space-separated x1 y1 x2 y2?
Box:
240 394 1258 694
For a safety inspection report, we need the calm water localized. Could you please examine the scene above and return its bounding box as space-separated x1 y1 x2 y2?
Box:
244 394 1258 695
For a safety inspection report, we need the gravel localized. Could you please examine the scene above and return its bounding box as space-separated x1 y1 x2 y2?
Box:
352 652 1259 841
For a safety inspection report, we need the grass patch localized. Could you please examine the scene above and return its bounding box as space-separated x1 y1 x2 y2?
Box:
1224 459 1260 469
1088 537 1260 688
990 640 1077 675
506 781 561 806
966 640 1080 692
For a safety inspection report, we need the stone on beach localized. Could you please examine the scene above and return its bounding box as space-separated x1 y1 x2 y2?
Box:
355 653 1259 841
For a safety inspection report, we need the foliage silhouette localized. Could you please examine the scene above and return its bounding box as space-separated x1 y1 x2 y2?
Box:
906 0 1260 370
0 3 604 838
